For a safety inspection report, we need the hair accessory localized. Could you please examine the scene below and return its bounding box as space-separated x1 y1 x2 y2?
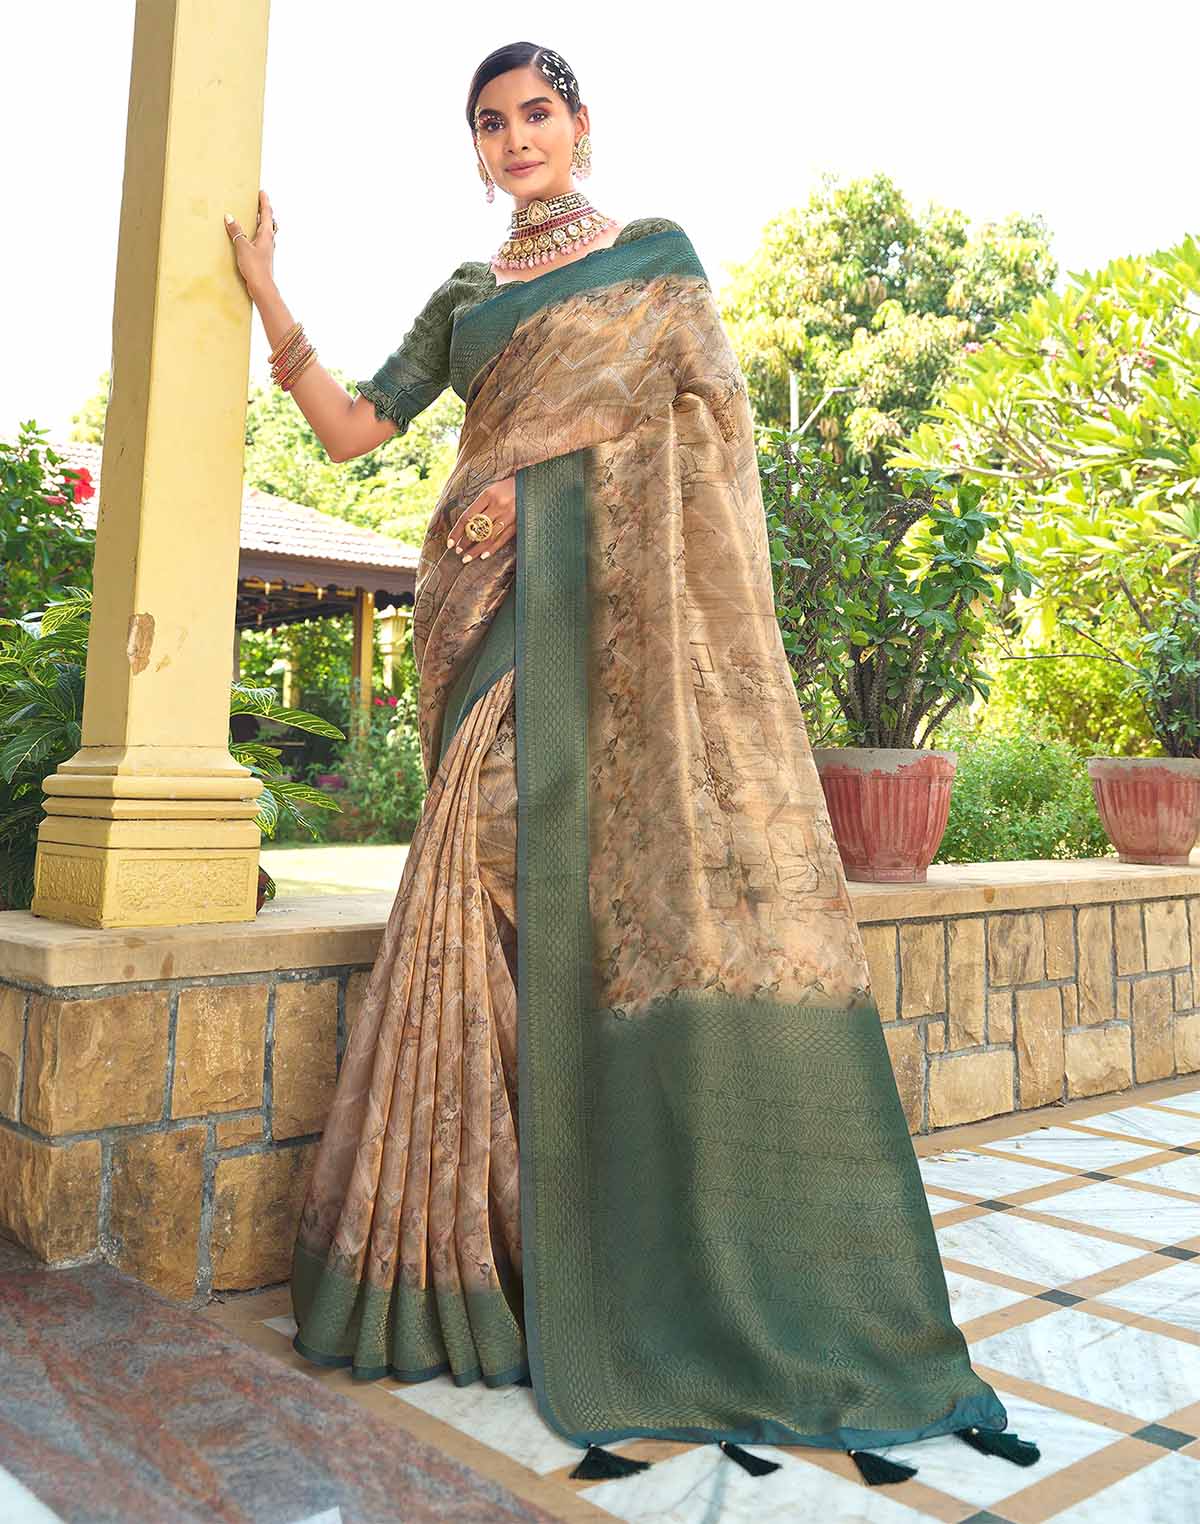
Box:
493 190 613 271
536 48 578 104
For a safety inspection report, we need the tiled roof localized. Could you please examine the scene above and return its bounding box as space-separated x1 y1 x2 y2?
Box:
50 438 419 574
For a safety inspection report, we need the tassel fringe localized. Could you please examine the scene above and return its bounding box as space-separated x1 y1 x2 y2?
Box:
569 1444 652 1480
849 1449 918 1486
958 1426 1041 1466
718 1439 782 1476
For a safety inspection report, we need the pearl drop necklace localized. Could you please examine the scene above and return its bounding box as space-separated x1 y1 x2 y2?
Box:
492 190 614 272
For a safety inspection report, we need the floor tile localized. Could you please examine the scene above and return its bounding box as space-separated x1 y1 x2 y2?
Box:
885 1389 1123 1509
1043 1449 1200 1521
391 1377 628 1476
579 1444 944 1523
1094 1260 1200 1333
1073 1107 1200 1148
926 1190 969 1211
1152 1090 1200 1114
937 1211 1144 1286
264 1314 299 1338
972 1307 1200 1422
0 1467 63 1524
1125 1154 1200 1197
944 1271 1031 1323
987 1126 1163 1172
920 1152 1062 1198
1032 1179 1200 1243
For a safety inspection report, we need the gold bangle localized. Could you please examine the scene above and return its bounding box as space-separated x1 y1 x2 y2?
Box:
271 328 309 379
278 343 315 389
268 321 303 364
274 336 313 386
281 348 318 391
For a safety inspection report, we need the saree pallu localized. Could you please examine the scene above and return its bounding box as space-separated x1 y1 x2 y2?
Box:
291 231 1008 1452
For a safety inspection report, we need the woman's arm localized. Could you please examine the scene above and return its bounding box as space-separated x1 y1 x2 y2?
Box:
247 276 397 463
225 191 396 464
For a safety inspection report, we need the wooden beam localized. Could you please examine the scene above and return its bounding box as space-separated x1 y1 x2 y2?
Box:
351 587 374 732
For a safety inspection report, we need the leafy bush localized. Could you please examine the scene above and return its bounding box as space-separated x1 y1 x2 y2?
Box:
933 715 1112 864
1 422 96 618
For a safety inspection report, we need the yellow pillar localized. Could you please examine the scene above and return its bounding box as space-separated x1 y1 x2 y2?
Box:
351 588 374 736
32 0 271 929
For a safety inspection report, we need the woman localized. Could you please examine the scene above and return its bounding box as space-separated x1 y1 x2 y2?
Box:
225 41 1036 1487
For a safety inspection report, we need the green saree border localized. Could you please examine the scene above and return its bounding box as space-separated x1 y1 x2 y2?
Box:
514 450 1008 1452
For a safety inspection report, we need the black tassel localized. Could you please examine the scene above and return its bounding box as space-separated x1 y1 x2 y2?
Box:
849 1449 918 1486
569 1444 653 1480
718 1439 782 1476
958 1426 1041 1466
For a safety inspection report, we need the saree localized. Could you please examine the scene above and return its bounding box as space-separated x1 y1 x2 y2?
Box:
290 227 1010 1456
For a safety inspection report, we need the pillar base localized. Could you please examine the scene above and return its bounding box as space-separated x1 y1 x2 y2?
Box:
32 840 260 929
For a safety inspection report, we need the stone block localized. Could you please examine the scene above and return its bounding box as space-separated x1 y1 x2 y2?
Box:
215 1115 263 1149
947 918 985 1047
210 1144 316 1290
1114 904 1145 975
345 969 371 1037
1131 976 1174 1083
925 1021 947 1053
1175 971 1195 1011
883 1024 924 1134
1016 986 1065 1110
861 925 897 1021
988 913 1045 987
22 991 169 1135
899 922 945 1019
1146 900 1190 972
1177 1013 1200 1074
0 986 25 1119
988 992 1014 1045
1065 1026 1133 1100
171 983 268 1118
1044 907 1076 981
109 1125 206 1302
272 979 337 1140
0 1129 100 1262
929 1051 1014 1129
1077 905 1116 1025
1061 983 1079 1026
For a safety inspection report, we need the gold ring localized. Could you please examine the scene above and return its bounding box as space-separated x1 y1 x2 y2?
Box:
464 513 494 543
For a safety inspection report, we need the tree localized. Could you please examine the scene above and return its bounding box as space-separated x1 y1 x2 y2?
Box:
720 174 1056 474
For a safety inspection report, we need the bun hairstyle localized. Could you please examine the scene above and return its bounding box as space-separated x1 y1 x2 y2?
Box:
466 41 582 133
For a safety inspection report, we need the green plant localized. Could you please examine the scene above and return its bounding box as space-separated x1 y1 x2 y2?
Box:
333 684 426 843
932 715 1112 863
1 422 96 618
0 590 345 910
760 428 1034 747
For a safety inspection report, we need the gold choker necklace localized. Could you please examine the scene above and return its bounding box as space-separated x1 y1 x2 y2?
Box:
493 190 614 271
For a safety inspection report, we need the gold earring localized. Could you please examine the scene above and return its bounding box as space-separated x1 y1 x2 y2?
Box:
477 157 495 204
571 132 592 180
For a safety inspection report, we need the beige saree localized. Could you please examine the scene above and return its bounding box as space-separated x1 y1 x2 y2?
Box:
290 228 1015 1465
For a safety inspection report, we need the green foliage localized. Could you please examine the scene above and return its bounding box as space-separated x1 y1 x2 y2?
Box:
759 429 1034 747
0 591 344 909
894 234 1200 754
1 423 96 619
330 689 427 844
932 713 1112 864
721 174 1056 475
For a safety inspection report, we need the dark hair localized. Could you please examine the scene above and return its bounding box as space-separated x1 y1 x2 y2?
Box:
466 42 582 134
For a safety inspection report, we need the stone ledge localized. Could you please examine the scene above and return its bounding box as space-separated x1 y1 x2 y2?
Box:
5 859 1200 992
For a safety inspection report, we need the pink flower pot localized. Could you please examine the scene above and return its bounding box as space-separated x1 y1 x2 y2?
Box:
1087 756 1200 865
810 747 958 883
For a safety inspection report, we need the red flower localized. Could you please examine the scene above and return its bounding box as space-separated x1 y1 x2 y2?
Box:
64 466 95 503
43 493 68 506
388 696 398 707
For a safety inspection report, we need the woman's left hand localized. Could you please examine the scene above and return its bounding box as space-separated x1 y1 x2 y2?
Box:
447 477 516 564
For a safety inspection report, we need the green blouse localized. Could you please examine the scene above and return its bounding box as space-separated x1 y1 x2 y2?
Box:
355 217 685 434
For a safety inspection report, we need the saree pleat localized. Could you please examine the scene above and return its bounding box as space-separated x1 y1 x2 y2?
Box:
293 671 526 1384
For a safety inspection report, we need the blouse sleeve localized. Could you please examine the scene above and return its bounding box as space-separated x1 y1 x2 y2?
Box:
355 268 461 434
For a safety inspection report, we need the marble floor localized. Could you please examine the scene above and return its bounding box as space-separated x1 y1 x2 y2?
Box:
5 1079 1200 1522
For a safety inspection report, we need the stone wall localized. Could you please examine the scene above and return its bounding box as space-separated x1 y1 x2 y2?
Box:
854 859 1200 1132
2 860 1198 1302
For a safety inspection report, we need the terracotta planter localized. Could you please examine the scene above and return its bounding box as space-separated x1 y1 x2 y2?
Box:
1087 756 1200 866
811 747 957 883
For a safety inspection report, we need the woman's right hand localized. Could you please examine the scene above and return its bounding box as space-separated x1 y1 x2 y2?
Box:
224 189 276 296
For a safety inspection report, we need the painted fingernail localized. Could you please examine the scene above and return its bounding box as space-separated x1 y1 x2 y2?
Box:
224 213 234 223
480 551 490 559
446 536 454 547
463 554 473 563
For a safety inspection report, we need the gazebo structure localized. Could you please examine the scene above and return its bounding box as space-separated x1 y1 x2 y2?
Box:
53 437 419 702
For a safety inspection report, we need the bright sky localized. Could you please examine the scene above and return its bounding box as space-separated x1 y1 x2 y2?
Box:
4 1 1197 440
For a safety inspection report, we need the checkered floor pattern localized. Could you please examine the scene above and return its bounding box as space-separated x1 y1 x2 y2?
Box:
208 1080 1200 1523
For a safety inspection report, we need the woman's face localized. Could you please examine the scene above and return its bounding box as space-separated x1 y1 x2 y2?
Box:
473 64 588 208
